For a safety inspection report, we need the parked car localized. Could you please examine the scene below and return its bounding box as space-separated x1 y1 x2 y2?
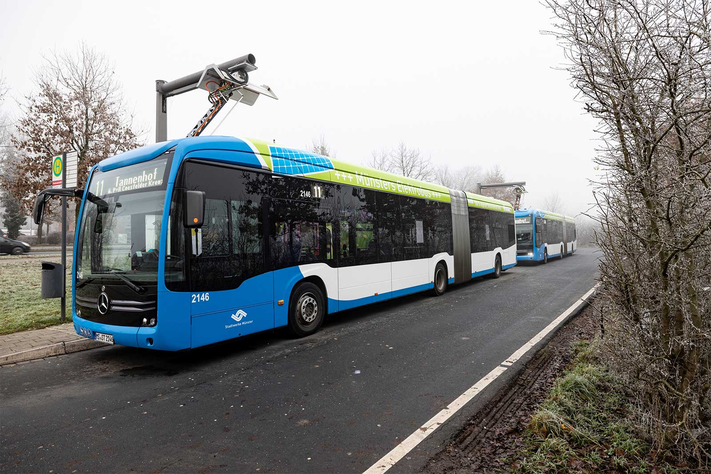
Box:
0 236 31 255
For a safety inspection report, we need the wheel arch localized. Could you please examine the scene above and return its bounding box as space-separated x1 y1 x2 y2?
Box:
290 275 329 316
435 258 448 276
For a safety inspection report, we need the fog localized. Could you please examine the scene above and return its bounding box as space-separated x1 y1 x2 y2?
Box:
1 0 599 216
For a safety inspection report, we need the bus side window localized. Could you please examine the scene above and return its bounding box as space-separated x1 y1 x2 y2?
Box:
507 219 515 248
202 199 230 256
402 197 425 260
338 185 377 266
339 220 352 260
469 207 489 253
376 192 402 262
426 199 452 255
271 193 334 269
231 199 262 279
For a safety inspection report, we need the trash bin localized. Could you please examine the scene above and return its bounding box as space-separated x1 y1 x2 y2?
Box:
41 262 64 299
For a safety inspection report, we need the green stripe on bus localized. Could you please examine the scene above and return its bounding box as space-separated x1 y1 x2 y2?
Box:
246 138 273 170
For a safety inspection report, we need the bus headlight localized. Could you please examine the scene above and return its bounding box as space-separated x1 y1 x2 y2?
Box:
527 252 533 256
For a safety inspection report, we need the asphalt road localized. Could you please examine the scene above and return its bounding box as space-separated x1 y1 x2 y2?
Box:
0 248 600 473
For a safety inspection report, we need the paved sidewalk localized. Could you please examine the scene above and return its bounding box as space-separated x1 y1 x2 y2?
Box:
0 323 107 366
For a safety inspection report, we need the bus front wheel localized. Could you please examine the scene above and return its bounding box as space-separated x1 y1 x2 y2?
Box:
288 282 325 337
543 249 548 264
433 262 448 296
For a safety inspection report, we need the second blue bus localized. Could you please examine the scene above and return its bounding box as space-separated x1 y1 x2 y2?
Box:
515 209 576 263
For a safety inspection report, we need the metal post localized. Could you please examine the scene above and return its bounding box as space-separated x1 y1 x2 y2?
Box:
156 80 167 143
61 152 67 322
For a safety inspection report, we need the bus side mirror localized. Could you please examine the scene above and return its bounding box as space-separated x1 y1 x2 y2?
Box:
185 190 205 228
33 194 47 225
33 188 84 224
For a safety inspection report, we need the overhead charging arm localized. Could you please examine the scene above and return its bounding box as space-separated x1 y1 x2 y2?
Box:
155 54 278 141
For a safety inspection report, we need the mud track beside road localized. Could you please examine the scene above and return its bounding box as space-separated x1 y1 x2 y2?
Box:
424 301 600 473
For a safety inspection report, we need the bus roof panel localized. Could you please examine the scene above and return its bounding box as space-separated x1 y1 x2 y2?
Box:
515 208 575 222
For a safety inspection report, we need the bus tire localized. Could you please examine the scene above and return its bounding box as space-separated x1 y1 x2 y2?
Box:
543 249 548 264
433 262 448 296
492 254 502 279
560 246 564 259
288 282 325 337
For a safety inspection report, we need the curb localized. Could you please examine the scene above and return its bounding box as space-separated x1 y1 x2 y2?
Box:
0 338 108 366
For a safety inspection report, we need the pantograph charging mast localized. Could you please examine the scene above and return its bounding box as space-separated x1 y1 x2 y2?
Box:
155 54 277 142
477 182 527 210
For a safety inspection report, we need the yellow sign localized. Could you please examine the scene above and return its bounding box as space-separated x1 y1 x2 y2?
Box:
52 156 63 178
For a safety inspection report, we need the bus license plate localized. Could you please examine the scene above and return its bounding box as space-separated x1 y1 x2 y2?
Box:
95 332 114 344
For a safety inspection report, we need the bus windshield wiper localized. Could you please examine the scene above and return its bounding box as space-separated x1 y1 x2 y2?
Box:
85 191 112 209
100 268 146 294
76 277 96 289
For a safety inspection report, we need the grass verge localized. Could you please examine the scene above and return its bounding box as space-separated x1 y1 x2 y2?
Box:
507 340 681 473
0 254 73 335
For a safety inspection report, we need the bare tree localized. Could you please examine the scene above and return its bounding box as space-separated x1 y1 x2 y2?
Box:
479 164 516 204
10 44 143 216
310 134 335 157
368 141 434 181
547 0 711 464
542 191 566 214
368 148 390 171
0 75 7 105
434 163 483 192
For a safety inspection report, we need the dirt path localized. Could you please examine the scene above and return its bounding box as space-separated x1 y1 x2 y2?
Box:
424 302 600 473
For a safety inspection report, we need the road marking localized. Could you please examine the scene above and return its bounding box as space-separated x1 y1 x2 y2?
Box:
363 283 600 474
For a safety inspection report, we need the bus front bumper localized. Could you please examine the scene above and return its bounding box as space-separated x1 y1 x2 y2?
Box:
72 312 184 351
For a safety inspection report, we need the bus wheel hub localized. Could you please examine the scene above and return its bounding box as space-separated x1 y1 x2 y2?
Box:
300 295 318 323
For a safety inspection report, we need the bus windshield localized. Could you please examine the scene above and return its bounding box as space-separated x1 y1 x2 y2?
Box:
76 155 171 285
515 216 533 246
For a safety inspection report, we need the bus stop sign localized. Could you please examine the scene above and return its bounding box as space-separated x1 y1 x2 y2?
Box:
51 152 78 189
51 156 63 187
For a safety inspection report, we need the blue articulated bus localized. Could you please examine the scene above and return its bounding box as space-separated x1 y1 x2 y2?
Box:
514 209 576 263
34 136 516 351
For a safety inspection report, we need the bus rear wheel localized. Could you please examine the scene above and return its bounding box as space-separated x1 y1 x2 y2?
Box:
560 246 565 259
433 262 448 296
492 255 502 279
288 282 325 337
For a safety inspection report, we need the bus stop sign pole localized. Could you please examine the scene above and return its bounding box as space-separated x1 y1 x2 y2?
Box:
61 151 67 322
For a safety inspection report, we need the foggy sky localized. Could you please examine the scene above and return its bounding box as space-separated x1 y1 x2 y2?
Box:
0 0 599 216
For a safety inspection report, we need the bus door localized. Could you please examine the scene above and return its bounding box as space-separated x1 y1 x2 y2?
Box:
563 221 568 254
182 162 275 348
535 217 543 251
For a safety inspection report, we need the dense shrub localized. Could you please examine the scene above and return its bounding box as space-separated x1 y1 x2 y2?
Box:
17 235 38 245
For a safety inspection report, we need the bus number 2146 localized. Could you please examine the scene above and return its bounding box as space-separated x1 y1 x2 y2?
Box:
192 293 210 303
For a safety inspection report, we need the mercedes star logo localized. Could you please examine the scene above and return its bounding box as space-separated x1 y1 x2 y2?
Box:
97 292 110 315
